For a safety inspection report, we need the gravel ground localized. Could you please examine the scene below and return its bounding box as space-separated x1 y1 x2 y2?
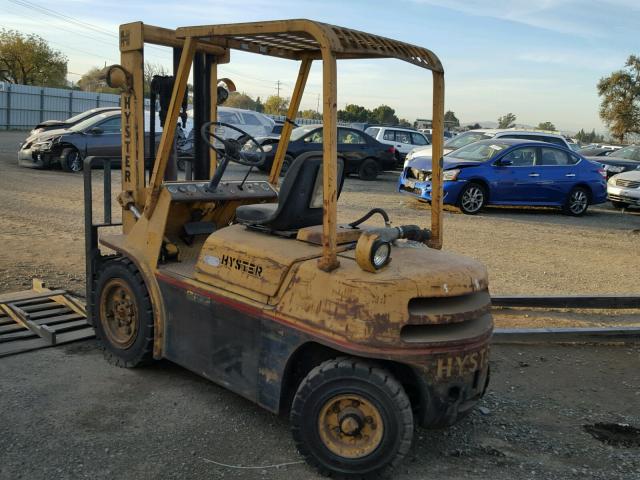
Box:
1 131 639 479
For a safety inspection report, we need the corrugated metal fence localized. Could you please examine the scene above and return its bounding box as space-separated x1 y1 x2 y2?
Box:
0 82 120 130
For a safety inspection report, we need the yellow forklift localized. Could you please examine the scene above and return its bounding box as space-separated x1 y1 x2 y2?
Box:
86 20 492 478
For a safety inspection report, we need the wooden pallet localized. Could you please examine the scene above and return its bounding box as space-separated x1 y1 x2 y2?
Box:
0 280 94 357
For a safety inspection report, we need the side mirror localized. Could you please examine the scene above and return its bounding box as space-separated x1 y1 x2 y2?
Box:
498 158 513 166
89 127 103 135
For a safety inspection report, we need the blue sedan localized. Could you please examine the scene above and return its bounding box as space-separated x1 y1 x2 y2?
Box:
398 139 607 215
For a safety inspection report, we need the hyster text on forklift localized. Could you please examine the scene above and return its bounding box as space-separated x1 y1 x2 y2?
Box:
86 20 493 478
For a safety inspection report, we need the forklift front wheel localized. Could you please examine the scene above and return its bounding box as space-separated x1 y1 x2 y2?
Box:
94 259 154 368
290 358 413 478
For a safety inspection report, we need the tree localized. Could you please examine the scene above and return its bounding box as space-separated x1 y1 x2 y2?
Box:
444 110 460 127
497 113 517 129
467 123 482 130
263 95 289 116
144 62 169 96
598 55 640 143
537 121 556 131
225 92 260 110
0 29 67 86
371 104 398 124
398 118 411 127
76 67 118 93
575 128 605 144
299 109 322 120
338 104 371 123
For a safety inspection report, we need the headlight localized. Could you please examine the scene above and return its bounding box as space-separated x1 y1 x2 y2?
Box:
262 144 273 152
443 168 460 181
371 240 391 269
32 139 53 151
604 164 624 173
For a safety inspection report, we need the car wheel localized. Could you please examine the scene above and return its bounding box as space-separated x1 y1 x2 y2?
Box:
290 358 413 479
60 147 83 173
563 186 589 216
279 154 294 177
458 182 487 215
358 158 379 181
611 201 629 210
94 258 154 368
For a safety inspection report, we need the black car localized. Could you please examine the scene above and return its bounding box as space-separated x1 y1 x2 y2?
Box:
29 107 120 136
585 145 640 177
255 125 396 180
577 147 615 157
18 110 159 172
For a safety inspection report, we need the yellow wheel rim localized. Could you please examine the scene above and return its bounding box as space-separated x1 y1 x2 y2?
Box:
99 279 138 349
317 394 384 459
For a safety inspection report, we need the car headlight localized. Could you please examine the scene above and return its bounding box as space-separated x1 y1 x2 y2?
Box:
262 144 273 152
604 164 624 173
32 139 54 151
443 168 460 181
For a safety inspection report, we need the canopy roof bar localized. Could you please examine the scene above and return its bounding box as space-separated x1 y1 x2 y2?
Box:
175 19 443 72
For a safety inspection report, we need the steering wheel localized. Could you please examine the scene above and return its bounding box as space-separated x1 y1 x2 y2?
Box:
201 121 266 191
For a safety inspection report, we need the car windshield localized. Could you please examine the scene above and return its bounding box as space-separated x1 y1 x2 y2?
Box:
612 145 640 161
445 131 494 150
65 109 101 124
451 141 511 161
290 126 320 141
70 113 110 132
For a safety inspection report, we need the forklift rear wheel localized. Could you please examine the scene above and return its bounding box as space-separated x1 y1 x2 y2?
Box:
290 358 413 479
94 258 154 368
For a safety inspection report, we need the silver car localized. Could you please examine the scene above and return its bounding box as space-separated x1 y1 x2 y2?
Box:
607 169 640 208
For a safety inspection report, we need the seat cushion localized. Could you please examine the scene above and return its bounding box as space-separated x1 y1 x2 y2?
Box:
235 203 278 225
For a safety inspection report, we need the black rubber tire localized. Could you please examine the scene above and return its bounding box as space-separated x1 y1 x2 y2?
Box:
562 186 590 216
60 147 83 173
279 154 294 177
94 258 154 368
457 182 487 215
611 200 629 210
290 358 413 479
358 158 379 181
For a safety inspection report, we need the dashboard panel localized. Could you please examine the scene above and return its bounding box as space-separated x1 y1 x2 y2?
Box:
164 180 277 202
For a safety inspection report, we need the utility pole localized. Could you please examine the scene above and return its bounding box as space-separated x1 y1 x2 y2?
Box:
276 80 281 97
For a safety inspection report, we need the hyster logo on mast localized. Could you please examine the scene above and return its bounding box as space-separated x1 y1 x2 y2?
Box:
221 254 263 278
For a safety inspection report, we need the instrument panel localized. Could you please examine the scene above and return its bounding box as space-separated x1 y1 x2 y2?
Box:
165 180 277 202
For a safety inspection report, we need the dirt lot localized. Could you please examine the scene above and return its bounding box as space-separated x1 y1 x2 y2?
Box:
1 131 639 479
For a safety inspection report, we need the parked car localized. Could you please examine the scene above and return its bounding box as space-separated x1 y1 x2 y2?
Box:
18 110 159 172
607 170 640 209
398 139 607 216
364 126 430 162
578 147 615 157
254 125 396 180
584 144 640 177
28 107 120 136
271 119 298 136
403 128 572 166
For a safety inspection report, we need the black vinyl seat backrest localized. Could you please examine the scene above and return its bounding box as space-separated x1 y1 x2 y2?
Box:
235 151 345 232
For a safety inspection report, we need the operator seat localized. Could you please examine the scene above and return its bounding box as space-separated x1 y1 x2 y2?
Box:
235 151 345 232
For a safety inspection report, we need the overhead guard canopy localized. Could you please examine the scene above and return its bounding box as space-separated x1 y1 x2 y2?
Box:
175 19 443 72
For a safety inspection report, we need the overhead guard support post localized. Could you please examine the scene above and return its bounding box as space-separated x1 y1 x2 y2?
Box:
269 57 313 185
429 71 445 249
144 37 196 218
317 50 339 272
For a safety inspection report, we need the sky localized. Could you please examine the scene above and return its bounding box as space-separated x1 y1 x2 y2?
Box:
2 0 639 133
